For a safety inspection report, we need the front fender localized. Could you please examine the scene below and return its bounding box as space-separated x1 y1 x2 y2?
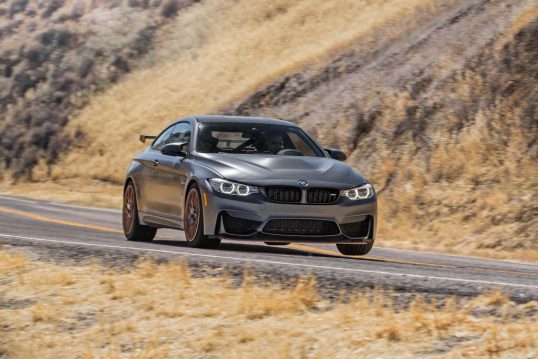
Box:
184 160 223 235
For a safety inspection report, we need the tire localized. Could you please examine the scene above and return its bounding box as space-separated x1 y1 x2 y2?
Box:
184 184 221 249
264 242 291 246
123 182 157 242
336 241 374 256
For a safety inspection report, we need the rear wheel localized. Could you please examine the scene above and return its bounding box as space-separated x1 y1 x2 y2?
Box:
336 241 374 256
123 182 157 241
184 184 221 249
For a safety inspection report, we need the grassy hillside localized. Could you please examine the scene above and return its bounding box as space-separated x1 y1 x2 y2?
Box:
1 0 536 259
51 0 441 182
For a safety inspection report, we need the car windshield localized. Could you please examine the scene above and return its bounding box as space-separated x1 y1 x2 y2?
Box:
196 122 324 157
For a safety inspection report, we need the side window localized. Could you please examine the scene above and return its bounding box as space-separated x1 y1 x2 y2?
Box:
151 127 174 151
152 123 192 152
165 122 192 146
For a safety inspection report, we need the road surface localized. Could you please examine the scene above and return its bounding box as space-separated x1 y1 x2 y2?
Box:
0 195 537 301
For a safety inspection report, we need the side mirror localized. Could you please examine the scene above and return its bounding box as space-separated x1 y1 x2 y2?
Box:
161 142 187 157
325 148 347 161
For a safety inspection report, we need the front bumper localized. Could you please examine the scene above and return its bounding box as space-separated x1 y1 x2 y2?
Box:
199 180 377 244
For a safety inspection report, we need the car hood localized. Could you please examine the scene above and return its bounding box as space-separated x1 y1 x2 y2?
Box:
195 153 365 188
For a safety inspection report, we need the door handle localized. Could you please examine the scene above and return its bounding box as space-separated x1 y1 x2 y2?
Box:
152 159 159 167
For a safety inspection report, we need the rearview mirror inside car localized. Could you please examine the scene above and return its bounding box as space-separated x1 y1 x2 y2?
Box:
325 148 347 161
161 142 187 157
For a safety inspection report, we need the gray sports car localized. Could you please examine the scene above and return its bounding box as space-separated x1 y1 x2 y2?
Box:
123 115 377 255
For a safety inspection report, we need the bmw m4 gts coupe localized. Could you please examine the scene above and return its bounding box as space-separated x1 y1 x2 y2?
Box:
123 115 377 255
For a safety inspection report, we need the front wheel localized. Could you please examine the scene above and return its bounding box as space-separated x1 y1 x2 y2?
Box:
123 182 157 241
184 184 221 249
336 241 374 256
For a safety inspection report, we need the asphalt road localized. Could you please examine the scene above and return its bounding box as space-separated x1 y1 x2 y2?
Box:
0 195 537 301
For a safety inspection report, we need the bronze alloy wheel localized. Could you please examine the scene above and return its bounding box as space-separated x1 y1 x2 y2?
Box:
123 182 157 242
185 188 200 241
123 184 135 234
183 184 220 249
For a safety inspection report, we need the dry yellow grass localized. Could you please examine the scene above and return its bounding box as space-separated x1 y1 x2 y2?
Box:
0 249 537 358
367 84 538 260
50 0 443 184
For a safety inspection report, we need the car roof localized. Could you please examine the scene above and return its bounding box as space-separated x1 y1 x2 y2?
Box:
193 115 297 127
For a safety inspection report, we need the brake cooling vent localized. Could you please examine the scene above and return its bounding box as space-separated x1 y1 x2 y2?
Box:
222 212 261 235
340 217 371 238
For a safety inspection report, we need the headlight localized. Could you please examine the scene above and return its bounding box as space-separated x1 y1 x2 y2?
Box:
341 183 374 200
208 178 259 196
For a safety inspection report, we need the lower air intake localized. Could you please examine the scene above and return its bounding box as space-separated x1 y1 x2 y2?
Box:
263 219 339 236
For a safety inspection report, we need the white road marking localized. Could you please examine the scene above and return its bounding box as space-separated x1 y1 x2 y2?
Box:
0 195 38 204
374 246 538 267
0 195 119 213
1 233 536 290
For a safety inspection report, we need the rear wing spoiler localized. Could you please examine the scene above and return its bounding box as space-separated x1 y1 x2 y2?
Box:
139 135 157 143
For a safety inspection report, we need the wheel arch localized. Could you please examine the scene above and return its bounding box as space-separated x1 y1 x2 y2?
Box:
124 177 141 210
184 178 202 203
184 177 218 236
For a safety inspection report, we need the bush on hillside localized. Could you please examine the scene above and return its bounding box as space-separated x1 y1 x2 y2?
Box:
12 72 36 96
39 27 74 47
78 57 94 78
42 0 64 19
24 43 49 66
130 26 156 55
8 0 28 17
160 0 179 18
